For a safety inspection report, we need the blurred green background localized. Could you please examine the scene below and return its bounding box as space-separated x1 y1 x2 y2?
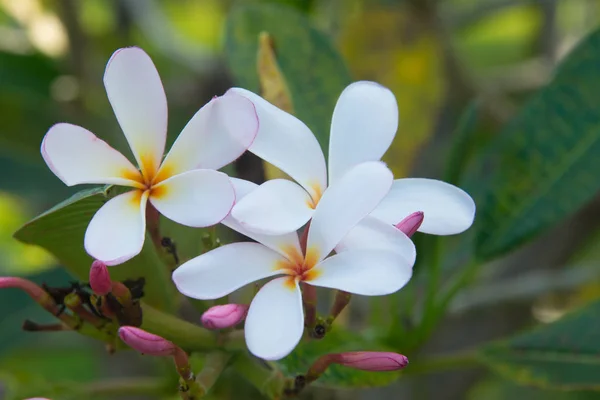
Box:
1 0 600 399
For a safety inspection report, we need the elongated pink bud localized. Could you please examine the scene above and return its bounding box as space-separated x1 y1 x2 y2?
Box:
89 260 112 295
336 352 408 371
118 326 175 356
201 304 248 330
394 211 424 237
0 277 48 301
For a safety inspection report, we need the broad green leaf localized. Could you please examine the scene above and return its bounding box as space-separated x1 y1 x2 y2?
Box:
276 327 401 388
13 187 176 311
479 299 600 390
468 378 598 400
224 2 352 154
467 28 600 261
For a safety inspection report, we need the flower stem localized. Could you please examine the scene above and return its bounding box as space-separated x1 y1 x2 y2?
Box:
193 351 231 396
302 283 317 328
232 353 285 400
146 202 163 253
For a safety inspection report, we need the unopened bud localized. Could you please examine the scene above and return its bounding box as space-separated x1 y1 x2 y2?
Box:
394 211 424 237
118 326 176 356
89 260 111 295
201 304 248 330
336 352 408 371
0 277 48 301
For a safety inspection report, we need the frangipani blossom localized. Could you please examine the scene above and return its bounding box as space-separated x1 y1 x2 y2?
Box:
173 161 416 360
228 82 475 239
42 47 258 265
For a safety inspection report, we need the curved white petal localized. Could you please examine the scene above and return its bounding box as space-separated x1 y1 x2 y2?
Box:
157 92 258 179
307 161 393 263
150 170 234 228
370 178 476 235
336 216 416 266
104 47 167 179
328 82 398 184
309 250 412 296
85 190 148 265
228 88 327 201
245 277 304 360
231 179 314 235
172 243 286 300
222 178 303 261
41 123 143 188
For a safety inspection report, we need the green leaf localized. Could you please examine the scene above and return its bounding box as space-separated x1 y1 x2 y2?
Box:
479 299 600 390
276 327 401 388
224 3 352 154
13 187 176 311
468 377 598 400
467 27 600 261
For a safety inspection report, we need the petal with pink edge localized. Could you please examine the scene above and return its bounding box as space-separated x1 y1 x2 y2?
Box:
245 277 304 360
158 92 258 178
231 179 314 235
172 243 286 300
370 178 476 235
104 47 167 179
41 123 143 187
307 161 393 262
328 81 398 184
309 249 412 295
149 169 234 228
85 190 148 265
228 88 327 201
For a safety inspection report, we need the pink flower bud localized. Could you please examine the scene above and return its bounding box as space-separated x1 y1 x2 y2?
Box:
394 211 424 237
336 352 408 371
89 260 112 295
118 326 176 356
0 277 47 301
201 304 248 330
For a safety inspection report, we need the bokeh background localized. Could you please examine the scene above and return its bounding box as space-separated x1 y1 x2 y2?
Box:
1 0 600 399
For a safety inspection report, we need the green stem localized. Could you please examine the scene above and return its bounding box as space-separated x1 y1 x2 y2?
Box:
402 350 479 376
194 351 232 396
80 377 168 396
232 353 285 400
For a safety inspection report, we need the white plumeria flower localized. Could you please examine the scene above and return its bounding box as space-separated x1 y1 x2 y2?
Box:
41 47 258 265
228 81 475 240
173 161 417 360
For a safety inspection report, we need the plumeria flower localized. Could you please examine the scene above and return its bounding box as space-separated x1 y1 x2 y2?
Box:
41 47 258 265
173 161 416 360
228 81 475 240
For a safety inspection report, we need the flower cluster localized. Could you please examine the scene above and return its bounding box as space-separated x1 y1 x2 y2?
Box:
41 47 475 361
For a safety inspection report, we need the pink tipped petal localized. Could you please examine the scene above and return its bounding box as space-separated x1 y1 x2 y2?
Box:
149 169 234 228
158 93 258 177
307 161 393 261
245 277 304 360
395 211 424 237
337 352 408 371
104 47 167 178
228 88 327 201
172 243 286 300
201 304 249 330
118 326 175 356
223 178 303 260
309 249 413 296
89 260 112 295
328 82 398 184
371 178 476 235
336 216 416 266
231 179 314 235
41 123 142 187
84 190 148 265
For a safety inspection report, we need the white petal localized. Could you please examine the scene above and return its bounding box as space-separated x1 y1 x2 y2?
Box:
228 88 327 202
307 161 393 263
41 123 143 187
172 243 286 300
149 170 234 228
370 178 476 235
231 179 314 235
309 250 412 296
104 47 167 179
222 178 303 261
157 92 258 179
245 277 304 360
336 216 416 266
328 82 398 184
85 190 148 265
